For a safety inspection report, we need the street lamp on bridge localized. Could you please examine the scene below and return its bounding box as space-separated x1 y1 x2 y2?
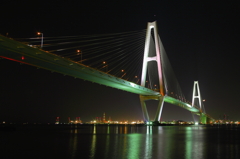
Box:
37 32 43 48
102 61 108 72
77 50 82 63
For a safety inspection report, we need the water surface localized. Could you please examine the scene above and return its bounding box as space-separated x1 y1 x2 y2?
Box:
0 124 239 159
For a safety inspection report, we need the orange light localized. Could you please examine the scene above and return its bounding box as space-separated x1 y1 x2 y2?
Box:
37 32 41 35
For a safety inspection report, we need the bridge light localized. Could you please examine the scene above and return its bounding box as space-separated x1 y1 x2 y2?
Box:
76 50 81 55
130 83 136 87
21 56 25 60
121 69 124 72
76 50 83 63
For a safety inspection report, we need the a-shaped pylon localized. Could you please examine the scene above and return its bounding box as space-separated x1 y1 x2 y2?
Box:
192 81 208 124
192 81 203 112
140 21 165 123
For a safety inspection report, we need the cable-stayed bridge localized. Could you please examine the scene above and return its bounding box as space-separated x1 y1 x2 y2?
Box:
0 21 214 124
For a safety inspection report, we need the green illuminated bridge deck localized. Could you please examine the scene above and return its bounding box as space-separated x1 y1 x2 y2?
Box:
0 35 212 119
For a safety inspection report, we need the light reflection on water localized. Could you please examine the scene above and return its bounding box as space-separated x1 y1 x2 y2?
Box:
69 128 78 158
1 124 240 158
145 126 152 158
75 125 240 159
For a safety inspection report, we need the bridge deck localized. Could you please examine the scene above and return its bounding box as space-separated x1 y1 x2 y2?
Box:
0 35 159 96
0 35 215 120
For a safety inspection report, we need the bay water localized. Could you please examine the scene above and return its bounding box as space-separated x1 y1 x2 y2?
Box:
1 124 239 159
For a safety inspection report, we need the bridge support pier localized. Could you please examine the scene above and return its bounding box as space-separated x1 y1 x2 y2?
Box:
200 113 207 124
199 113 215 124
139 95 164 123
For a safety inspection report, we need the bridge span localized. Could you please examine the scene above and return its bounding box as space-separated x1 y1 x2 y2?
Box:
0 34 214 124
0 35 158 96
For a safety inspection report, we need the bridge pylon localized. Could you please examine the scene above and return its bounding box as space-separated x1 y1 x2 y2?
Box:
140 21 165 124
192 81 207 124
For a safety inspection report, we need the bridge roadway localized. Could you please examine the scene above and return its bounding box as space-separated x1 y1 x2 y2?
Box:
0 35 206 117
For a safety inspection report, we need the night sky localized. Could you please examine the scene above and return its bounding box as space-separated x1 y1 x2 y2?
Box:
1 1 239 123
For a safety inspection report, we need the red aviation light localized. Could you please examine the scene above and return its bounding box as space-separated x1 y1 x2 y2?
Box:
21 56 25 60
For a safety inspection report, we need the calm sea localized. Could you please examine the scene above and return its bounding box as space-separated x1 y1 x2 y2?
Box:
0 124 239 159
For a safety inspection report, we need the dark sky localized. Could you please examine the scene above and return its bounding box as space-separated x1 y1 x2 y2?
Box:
1 1 240 123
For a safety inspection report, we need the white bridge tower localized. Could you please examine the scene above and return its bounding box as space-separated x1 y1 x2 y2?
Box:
192 81 207 124
140 21 165 123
